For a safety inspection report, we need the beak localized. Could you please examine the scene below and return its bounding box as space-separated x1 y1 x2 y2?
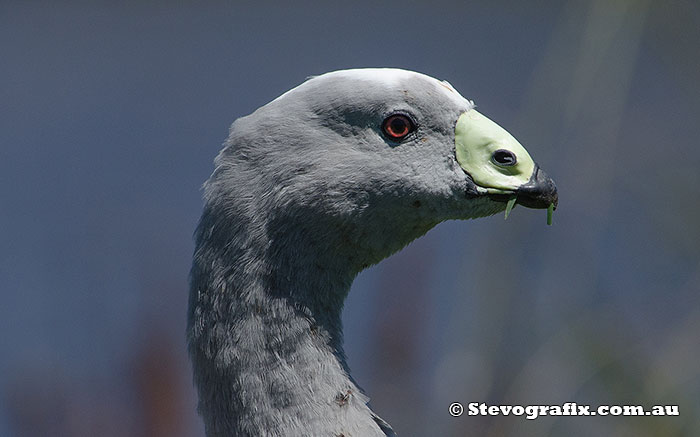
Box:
512 164 558 210
454 109 558 220
486 164 558 210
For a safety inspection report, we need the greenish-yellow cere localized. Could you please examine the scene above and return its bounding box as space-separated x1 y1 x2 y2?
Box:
455 110 535 194
455 109 554 226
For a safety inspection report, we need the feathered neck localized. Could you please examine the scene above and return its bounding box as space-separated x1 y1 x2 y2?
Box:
187 199 397 436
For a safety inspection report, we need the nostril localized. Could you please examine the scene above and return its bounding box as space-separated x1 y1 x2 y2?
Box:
492 149 517 166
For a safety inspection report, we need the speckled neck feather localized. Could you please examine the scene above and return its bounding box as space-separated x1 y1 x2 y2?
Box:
188 200 398 436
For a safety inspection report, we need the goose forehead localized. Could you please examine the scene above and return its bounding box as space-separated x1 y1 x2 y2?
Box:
324 68 432 86
327 68 472 106
275 68 474 109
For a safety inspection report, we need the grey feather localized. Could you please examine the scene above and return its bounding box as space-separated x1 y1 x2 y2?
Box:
187 69 505 436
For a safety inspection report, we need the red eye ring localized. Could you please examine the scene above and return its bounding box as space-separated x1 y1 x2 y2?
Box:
382 114 415 141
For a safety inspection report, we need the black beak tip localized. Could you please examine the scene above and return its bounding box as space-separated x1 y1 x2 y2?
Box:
515 165 558 210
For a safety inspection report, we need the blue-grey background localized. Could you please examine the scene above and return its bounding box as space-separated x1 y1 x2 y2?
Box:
2 1 698 436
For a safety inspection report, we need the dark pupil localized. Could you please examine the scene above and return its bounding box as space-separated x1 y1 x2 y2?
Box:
493 150 516 165
390 118 406 134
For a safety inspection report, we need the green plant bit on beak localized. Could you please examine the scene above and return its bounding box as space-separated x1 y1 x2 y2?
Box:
547 203 554 225
504 197 516 220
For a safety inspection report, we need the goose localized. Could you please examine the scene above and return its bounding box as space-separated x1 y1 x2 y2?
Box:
187 68 557 436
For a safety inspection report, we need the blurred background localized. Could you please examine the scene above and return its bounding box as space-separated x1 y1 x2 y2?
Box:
1 1 698 436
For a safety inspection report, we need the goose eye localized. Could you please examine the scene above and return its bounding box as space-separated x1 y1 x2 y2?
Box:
492 149 517 166
382 114 415 140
